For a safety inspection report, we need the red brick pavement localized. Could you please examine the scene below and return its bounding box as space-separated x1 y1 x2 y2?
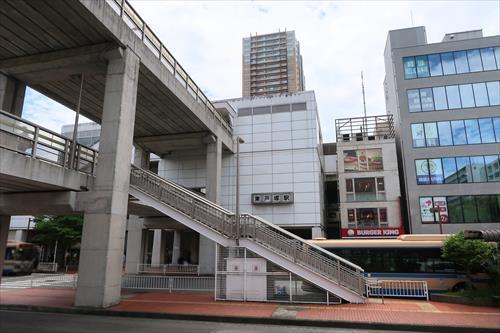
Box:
1 288 499 330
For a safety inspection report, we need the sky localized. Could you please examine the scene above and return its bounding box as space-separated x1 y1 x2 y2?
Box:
23 0 499 142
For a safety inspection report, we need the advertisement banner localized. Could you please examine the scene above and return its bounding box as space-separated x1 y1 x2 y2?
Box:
343 149 383 172
341 227 404 238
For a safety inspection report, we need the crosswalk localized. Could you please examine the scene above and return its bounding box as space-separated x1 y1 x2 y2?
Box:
0 274 76 289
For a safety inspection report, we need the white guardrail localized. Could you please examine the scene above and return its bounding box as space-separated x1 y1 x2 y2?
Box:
137 264 200 275
37 262 58 273
367 280 429 301
121 275 214 292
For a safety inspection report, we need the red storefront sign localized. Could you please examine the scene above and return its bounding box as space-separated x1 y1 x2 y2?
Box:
341 227 404 238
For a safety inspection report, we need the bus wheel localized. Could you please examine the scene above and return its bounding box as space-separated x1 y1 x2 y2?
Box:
452 282 466 292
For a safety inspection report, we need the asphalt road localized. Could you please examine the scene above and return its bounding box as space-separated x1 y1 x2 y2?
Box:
0 310 417 333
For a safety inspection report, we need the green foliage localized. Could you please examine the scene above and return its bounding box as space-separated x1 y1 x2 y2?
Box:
31 215 83 249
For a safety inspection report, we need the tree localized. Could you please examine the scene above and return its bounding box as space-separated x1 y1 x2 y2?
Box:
31 215 83 266
442 231 497 291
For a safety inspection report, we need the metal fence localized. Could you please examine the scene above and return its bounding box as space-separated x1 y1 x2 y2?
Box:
367 280 429 301
335 115 395 142
137 264 200 275
105 0 232 137
29 273 78 289
0 110 98 175
37 262 58 273
121 275 214 292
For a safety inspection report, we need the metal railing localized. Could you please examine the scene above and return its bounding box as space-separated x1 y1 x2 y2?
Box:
29 273 78 289
335 115 395 142
105 0 232 137
129 166 366 299
37 262 59 273
122 275 214 292
367 280 429 301
0 110 98 175
137 264 200 275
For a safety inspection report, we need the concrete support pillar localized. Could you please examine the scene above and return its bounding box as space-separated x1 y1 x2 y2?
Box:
14 229 26 242
124 215 143 274
0 73 25 116
75 47 140 308
0 216 11 285
171 230 181 264
151 229 165 266
198 137 222 275
133 144 150 169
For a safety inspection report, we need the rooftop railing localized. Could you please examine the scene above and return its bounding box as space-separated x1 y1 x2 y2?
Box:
335 115 395 143
105 0 232 137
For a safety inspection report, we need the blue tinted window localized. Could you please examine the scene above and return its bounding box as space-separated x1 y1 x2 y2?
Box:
429 158 444 184
465 119 481 144
446 85 461 109
495 47 500 69
480 48 497 71
432 87 448 110
442 158 458 184
441 52 456 75
486 81 500 106
456 157 472 183
419 88 434 111
424 123 439 146
403 57 417 79
493 117 500 142
470 156 486 182
473 82 489 107
415 160 430 185
411 123 425 147
407 89 421 112
451 120 467 145
459 84 475 108
484 155 500 182
428 54 443 76
454 51 469 73
437 121 453 146
467 49 483 72
415 55 430 78
479 118 496 143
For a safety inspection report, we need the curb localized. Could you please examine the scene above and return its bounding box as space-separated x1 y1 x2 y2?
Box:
0 303 497 333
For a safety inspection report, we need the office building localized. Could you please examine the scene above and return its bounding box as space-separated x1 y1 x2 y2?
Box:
242 31 305 97
384 27 500 234
336 115 403 238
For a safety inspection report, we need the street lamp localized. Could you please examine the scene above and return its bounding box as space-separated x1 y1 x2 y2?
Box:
235 136 245 246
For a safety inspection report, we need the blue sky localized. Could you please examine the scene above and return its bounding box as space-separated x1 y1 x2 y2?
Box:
22 0 499 142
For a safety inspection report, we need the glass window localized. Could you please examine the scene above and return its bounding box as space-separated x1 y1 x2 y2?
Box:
415 159 430 185
347 209 355 222
451 120 467 145
462 196 478 222
484 155 500 182
424 123 439 146
428 54 443 76
407 89 421 112
456 157 472 183
437 121 453 146
473 82 489 107
494 47 500 69
470 156 486 182
442 158 458 184
346 179 353 192
478 118 496 143
419 197 435 223
477 196 495 222
464 119 481 144
493 117 500 142
411 123 426 147
379 208 387 222
467 49 483 72
419 88 434 111
441 52 456 75
432 87 448 110
415 55 430 78
376 178 385 191
433 197 448 224
446 85 461 109
459 84 475 108
354 178 376 201
403 57 417 79
480 48 497 71
447 196 464 223
454 51 469 73
356 208 379 228
486 81 500 106
428 158 444 184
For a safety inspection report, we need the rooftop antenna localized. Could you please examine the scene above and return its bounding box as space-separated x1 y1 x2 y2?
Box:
410 9 414 26
361 71 367 119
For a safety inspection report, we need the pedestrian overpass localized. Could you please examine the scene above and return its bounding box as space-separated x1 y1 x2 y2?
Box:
0 0 366 307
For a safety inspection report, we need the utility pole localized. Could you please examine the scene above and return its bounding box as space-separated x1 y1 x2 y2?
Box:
69 74 84 170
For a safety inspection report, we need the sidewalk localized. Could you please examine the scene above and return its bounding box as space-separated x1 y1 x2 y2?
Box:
1 288 499 332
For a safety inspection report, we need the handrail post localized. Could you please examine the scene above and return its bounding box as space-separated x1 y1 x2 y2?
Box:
32 126 39 158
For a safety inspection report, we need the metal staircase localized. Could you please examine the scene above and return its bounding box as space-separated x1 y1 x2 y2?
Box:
129 165 367 303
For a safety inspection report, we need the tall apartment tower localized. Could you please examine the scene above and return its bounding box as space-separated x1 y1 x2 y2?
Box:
242 31 305 97
384 27 500 234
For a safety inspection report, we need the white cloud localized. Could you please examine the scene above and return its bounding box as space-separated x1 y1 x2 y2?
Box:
22 1 500 142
